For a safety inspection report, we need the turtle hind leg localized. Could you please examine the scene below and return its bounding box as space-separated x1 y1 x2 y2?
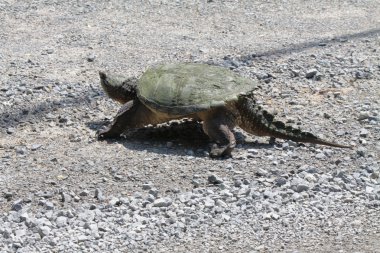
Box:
202 109 237 158
97 99 161 139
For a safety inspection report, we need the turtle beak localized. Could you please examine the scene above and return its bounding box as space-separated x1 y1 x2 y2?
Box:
99 71 107 81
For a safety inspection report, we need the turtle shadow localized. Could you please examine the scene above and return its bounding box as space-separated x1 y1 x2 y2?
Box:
86 119 277 157
87 120 211 157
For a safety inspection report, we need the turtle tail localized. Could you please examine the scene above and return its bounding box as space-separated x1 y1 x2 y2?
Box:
236 93 351 148
99 71 137 104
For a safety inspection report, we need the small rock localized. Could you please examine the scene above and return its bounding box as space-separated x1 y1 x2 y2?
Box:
30 144 42 151
295 184 309 193
275 177 287 187
149 188 159 198
153 197 172 207
315 153 326 159
142 183 153 190
314 72 323 81
255 168 268 177
215 199 228 208
60 192 72 203
11 199 23 211
357 147 367 157
234 179 242 187
323 113 331 119
204 197 215 208
271 213 280 220
255 71 271 80
95 188 105 201
191 179 201 187
44 201 54 210
208 174 223 184
109 197 121 206
20 212 29 222
359 128 369 137
56 216 67 228
358 111 371 121
247 148 259 155
87 54 96 62
6 127 15 134
15 147 27 155
355 70 371 79
77 235 88 242
291 69 300 77
4 192 13 200
38 226 51 237
15 229 27 237
79 190 89 197
305 69 318 79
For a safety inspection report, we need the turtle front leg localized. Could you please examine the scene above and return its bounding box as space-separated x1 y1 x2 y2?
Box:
202 109 237 158
97 99 158 139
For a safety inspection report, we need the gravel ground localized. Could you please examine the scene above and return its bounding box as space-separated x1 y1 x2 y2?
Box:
1 0 380 252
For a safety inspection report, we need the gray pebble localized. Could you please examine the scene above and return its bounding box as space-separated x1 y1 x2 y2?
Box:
359 128 369 137
95 188 105 201
44 201 54 210
295 184 310 193
358 111 371 121
79 190 89 197
15 147 27 155
208 174 223 184
109 197 121 206
215 199 228 208
60 192 72 203
355 70 371 79
305 69 318 78
87 54 96 62
77 235 88 242
275 177 287 187
142 183 153 190
203 197 215 208
357 147 367 157
11 199 23 211
56 216 68 228
255 168 269 177
38 226 51 237
148 188 159 198
14 229 27 237
290 69 300 77
247 148 259 155
234 179 242 187
192 179 201 187
31 144 42 151
315 153 326 159
6 127 15 134
153 198 172 207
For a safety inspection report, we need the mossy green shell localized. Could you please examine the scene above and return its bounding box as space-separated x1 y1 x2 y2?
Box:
138 63 257 115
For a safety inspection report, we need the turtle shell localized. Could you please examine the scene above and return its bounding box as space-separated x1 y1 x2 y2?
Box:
137 63 257 115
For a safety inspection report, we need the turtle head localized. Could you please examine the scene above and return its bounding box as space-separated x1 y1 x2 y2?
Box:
99 71 137 104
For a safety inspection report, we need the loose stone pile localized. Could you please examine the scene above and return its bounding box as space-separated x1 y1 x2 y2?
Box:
1 159 379 251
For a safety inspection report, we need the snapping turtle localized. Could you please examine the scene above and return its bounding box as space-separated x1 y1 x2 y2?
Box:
97 63 350 157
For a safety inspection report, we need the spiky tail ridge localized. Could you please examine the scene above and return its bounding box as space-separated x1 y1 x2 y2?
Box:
236 93 351 149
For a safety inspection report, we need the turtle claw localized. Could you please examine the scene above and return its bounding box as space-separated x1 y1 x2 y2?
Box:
209 144 233 158
96 127 120 140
